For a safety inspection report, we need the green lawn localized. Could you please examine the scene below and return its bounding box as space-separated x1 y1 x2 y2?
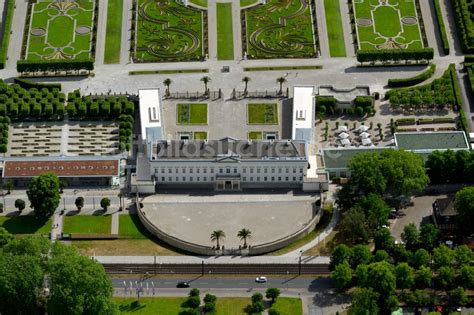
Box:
240 0 258 7
176 103 208 124
26 0 95 60
135 0 204 62
244 0 316 58
114 297 187 315
0 216 52 234
104 0 123 64
324 0 346 57
247 103 278 124
216 3 234 60
215 297 249 315
270 297 303 315
248 131 263 140
189 0 207 7
129 69 208 75
193 131 208 140
244 65 322 71
63 216 111 234
119 214 149 239
353 0 424 50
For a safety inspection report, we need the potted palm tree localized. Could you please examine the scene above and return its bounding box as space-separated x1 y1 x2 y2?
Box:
163 78 172 97
210 230 225 250
276 77 287 95
237 228 252 248
201 76 211 95
242 77 250 95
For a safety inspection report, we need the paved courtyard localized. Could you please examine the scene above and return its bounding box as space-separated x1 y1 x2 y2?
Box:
140 192 317 249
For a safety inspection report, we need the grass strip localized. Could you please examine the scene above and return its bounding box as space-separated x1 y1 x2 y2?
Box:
388 64 436 88
0 216 52 235
324 0 346 57
0 0 15 68
240 0 258 6
216 3 234 60
244 65 322 71
63 216 112 235
129 69 208 75
104 0 123 64
433 0 450 55
188 0 207 7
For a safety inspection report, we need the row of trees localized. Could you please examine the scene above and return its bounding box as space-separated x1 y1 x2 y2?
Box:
316 95 375 117
16 59 94 73
426 150 474 185
452 0 474 53
245 290 282 315
0 116 9 153
356 49 434 65
179 289 217 315
66 92 135 119
388 64 436 88
210 228 252 249
0 236 116 314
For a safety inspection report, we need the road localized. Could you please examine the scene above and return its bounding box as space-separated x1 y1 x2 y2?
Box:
112 276 333 291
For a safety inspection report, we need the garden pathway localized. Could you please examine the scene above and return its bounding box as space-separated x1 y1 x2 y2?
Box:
231 1 242 60
314 0 329 58
207 0 218 60
5 0 28 70
111 212 119 234
120 0 133 64
338 0 355 57
51 213 63 242
439 0 463 56
419 0 441 57
95 0 108 65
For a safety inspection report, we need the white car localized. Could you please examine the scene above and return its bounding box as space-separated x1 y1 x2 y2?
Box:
255 276 267 283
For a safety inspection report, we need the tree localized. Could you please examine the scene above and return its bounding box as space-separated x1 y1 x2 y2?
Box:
265 288 281 304
0 227 13 247
454 245 473 266
395 263 415 290
367 261 397 313
3 179 13 194
75 196 84 212
350 244 372 268
349 287 379 315
449 287 468 305
268 309 280 315
203 293 217 303
415 266 432 288
185 296 201 309
163 78 172 96
200 76 211 94
332 262 353 290
189 288 200 297
401 223 420 251
330 244 353 271
411 248 430 268
237 228 252 248
27 173 60 220
373 228 394 252
355 264 369 287
419 224 440 251
276 77 287 94
14 198 26 214
242 76 250 93
339 208 370 243
356 193 391 232
210 230 225 249
459 265 474 289
455 186 474 235
437 266 454 289
433 244 454 269
373 250 389 262
100 197 111 211
251 292 263 304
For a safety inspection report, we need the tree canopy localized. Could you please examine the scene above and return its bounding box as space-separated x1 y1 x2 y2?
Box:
27 173 60 220
455 186 474 235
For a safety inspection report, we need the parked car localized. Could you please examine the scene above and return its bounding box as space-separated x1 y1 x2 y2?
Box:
255 276 267 283
176 282 190 288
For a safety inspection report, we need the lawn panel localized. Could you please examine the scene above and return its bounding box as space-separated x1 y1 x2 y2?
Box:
114 297 187 315
216 3 234 60
324 0 346 57
63 216 111 234
270 297 303 315
0 216 52 234
247 103 278 124
104 0 123 64
177 103 208 124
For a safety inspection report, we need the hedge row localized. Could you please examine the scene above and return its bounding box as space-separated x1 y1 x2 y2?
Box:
17 59 94 73
0 116 10 153
13 77 61 91
0 0 15 69
119 115 134 152
465 55 474 63
316 96 336 109
451 0 474 53
354 96 374 108
357 48 434 64
467 66 474 96
388 64 436 88
449 64 469 137
433 0 450 55
66 91 135 119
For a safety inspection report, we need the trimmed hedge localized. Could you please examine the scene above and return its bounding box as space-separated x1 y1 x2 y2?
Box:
17 59 94 73
465 55 474 63
0 116 10 153
451 0 474 53
357 48 434 64
467 66 474 95
449 64 469 137
433 0 450 55
354 96 374 108
13 77 61 91
388 64 436 88
0 0 15 69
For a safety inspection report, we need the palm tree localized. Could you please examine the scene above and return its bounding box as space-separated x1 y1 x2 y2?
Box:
242 76 251 93
210 230 225 249
237 228 252 248
201 76 211 94
4 180 13 194
163 78 172 96
276 77 287 95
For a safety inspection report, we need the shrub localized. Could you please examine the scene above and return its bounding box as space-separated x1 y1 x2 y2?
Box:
354 96 373 108
355 106 364 117
13 78 61 91
388 64 436 88
0 1 14 69
357 48 434 64
16 59 94 73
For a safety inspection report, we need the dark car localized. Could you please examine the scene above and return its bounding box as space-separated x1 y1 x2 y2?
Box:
176 282 190 288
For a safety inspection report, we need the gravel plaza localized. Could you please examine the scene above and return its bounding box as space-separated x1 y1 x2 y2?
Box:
139 192 317 249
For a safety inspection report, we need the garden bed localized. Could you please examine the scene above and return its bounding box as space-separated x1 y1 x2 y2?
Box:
247 103 278 124
176 103 208 125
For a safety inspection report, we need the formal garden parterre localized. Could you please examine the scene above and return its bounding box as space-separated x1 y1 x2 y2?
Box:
350 0 426 51
243 0 318 59
247 103 278 124
133 0 207 62
176 103 208 124
23 0 97 61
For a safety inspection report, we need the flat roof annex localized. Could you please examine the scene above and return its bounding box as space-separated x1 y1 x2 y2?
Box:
292 86 314 141
394 131 469 151
139 89 162 142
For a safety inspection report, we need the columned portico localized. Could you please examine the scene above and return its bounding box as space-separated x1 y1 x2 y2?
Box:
215 174 241 190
